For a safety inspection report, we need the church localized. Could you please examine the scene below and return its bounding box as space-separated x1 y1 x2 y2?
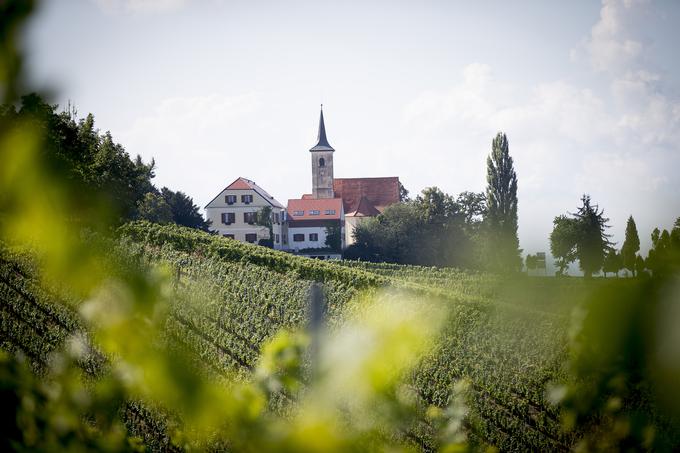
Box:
205 107 401 258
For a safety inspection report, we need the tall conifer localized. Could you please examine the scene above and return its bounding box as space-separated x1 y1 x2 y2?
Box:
485 132 521 271
621 215 640 276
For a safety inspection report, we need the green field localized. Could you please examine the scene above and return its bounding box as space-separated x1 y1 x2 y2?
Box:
0 222 644 451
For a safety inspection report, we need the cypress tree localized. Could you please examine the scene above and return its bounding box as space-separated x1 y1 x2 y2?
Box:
621 215 640 276
485 132 521 271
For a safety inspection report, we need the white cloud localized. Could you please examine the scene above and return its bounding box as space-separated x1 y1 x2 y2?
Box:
576 0 648 72
399 53 680 258
91 0 190 14
611 71 680 146
125 93 261 150
121 93 263 204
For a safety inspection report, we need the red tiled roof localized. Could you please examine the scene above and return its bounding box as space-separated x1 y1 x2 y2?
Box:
287 198 343 220
333 177 400 214
347 196 381 217
226 177 253 190
205 177 285 208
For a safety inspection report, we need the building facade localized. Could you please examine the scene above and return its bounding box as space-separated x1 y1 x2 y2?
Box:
204 107 400 258
286 197 344 257
204 177 287 249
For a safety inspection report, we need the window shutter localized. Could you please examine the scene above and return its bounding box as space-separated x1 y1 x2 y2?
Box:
221 213 226 224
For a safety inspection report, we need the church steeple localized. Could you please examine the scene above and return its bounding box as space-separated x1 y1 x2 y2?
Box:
310 104 335 152
309 105 335 199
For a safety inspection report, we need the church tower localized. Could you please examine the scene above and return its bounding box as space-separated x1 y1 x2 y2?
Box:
310 105 335 199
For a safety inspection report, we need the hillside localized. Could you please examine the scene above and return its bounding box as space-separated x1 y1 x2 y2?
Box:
1 222 609 451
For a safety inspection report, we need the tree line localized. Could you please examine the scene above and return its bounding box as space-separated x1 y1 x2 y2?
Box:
346 132 522 271
550 199 680 278
0 94 209 231
348 130 679 278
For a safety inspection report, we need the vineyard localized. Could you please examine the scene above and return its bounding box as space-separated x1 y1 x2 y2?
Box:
0 222 633 451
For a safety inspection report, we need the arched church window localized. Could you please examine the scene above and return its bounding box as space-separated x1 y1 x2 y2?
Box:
319 157 325 167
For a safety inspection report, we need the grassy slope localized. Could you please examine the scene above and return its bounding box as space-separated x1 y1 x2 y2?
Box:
1 222 605 451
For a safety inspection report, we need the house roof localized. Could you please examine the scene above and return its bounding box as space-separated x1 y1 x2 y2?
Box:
205 177 285 209
225 178 252 190
333 177 400 215
309 105 335 152
347 196 381 217
287 198 343 220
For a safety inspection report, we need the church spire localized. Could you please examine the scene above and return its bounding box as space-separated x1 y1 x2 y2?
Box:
310 104 335 152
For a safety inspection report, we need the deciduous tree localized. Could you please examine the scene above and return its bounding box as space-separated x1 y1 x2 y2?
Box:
603 249 622 277
136 192 172 224
550 215 579 276
161 187 210 231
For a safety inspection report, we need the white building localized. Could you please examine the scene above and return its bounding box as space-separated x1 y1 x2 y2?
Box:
203 106 400 257
286 197 344 258
204 177 287 249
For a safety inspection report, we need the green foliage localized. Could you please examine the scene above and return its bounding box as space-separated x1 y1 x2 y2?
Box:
573 195 613 278
399 181 410 202
135 192 173 224
0 94 156 222
324 224 341 252
161 187 210 231
550 215 579 275
550 195 613 277
525 253 538 271
602 248 622 277
621 215 640 276
646 218 680 277
485 132 521 272
118 221 386 289
348 202 423 263
348 187 480 268
551 271 680 451
254 205 274 247
456 191 487 228
3 4 680 452
0 0 34 104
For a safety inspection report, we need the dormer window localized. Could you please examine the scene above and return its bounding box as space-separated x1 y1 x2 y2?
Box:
319 157 325 167
309 210 320 215
293 210 304 216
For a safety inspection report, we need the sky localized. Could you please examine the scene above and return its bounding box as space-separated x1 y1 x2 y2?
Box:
23 0 680 262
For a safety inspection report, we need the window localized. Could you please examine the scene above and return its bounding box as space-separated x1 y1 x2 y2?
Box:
244 212 256 224
241 194 253 204
293 210 304 216
324 209 336 215
309 233 319 241
245 233 257 243
221 212 235 224
309 210 320 215
293 234 305 242
223 234 234 239
319 157 325 167
225 195 237 205
274 213 280 224
275 234 280 243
